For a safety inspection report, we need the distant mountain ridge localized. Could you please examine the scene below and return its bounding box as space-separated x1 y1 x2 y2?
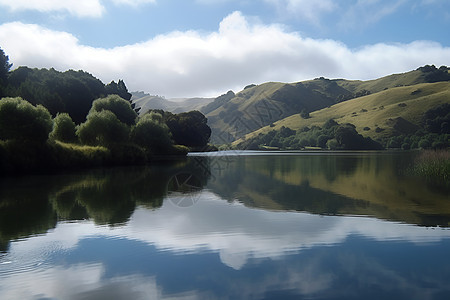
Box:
131 92 214 114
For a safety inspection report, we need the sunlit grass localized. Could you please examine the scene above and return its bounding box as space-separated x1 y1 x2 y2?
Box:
235 81 450 145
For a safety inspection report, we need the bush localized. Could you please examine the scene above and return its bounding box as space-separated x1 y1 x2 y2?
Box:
50 113 77 143
130 114 173 155
89 95 137 126
77 110 130 147
0 97 52 144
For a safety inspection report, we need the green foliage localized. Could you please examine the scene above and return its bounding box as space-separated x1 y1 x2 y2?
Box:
423 103 450 134
0 47 12 97
6 67 106 124
0 97 52 144
4 66 133 124
76 110 130 147
335 124 383 150
146 110 212 149
300 110 310 119
411 150 450 184
89 95 137 126
237 120 383 150
418 65 450 83
130 113 173 155
50 113 77 143
105 80 132 101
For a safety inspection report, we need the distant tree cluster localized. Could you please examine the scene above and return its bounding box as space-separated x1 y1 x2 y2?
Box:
417 65 450 83
384 103 450 150
238 119 383 150
143 109 212 150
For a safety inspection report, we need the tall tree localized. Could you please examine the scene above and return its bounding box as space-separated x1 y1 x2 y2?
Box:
105 79 132 101
0 47 13 97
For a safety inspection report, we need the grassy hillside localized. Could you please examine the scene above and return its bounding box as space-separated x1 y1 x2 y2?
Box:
233 81 450 147
206 80 351 143
207 65 450 144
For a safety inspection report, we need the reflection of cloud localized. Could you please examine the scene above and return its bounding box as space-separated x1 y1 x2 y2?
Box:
3 191 449 272
0 262 201 300
1 191 450 299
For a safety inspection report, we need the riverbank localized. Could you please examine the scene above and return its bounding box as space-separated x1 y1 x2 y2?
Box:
0 140 189 176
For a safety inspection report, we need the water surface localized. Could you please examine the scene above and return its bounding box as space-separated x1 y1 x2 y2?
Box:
1 152 449 299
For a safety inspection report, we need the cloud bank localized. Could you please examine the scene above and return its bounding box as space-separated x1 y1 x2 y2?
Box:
1 11 449 97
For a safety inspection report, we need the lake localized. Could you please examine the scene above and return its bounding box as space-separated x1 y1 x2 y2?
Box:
1 151 449 300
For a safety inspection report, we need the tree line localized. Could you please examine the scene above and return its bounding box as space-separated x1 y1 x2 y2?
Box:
0 47 211 173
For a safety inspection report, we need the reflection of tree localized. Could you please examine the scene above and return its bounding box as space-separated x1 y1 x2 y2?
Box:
207 154 450 226
1 157 212 250
0 176 58 252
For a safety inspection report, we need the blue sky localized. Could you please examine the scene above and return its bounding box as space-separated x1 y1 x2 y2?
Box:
0 0 449 97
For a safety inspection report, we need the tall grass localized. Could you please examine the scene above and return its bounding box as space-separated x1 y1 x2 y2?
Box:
411 149 450 183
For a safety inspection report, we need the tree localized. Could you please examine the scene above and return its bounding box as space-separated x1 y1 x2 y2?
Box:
89 95 137 126
165 110 211 148
131 113 173 155
335 124 383 150
105 80 132 101
50 113 77 143
76 110 130 147
0 97 52 143
0 47 13 98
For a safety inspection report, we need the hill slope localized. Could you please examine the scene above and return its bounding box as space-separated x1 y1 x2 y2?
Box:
233 81 450 147
206 65 450 144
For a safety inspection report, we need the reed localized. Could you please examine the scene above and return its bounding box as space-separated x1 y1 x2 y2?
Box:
412 149 450 182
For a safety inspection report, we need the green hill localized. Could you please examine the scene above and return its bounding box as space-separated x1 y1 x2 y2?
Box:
233 81 450 148
206 65 450 144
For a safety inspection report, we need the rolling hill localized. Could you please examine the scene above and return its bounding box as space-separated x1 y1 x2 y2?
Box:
201 65 449 145
233 81 450 147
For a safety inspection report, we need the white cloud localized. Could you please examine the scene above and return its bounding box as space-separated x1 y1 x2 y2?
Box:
0 11 449 97
0 0 105 18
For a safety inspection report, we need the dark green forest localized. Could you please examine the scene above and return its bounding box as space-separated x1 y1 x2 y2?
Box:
0 47 211 174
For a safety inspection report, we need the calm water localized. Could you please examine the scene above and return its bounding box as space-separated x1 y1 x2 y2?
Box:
0 151 449 300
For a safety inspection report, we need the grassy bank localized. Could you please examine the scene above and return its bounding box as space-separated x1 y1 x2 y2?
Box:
0 140 188 175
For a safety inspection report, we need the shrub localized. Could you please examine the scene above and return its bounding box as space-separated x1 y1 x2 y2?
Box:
0 97 52 144
77 110 130 147
130 114 173 155
50 113 77 143
89 95 137 126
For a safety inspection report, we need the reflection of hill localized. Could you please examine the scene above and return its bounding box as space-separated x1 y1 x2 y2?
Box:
0 159 211 251
207 154 450 227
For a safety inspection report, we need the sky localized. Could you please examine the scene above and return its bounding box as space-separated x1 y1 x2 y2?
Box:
0 0 449 98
